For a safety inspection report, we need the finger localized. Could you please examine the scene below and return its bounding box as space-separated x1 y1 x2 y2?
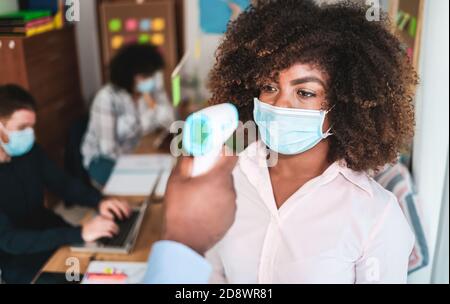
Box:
102 222 117 236
172 156 194 179
101 208 115 220
106 200 124 221
115 200 131 218
108 203 124 220
100 204 116 219
109 223 119 235
99 231 114 239
103 213 114 221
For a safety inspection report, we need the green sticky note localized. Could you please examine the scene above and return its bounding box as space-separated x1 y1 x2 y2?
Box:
109 19 122 32
172 75 181 107
408 17 417 38
398 13 410 31
138 34 150 44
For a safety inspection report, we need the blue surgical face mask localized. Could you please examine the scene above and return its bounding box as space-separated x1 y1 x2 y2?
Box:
137 77 156 94
253 98 333 155
0 127 35 157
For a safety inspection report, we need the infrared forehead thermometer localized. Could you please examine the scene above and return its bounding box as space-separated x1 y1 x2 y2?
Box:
183 103 239 177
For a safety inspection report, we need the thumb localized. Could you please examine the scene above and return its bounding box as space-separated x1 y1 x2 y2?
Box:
172 155 194 179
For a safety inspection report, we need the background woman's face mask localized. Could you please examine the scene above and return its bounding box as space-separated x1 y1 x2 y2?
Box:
137 77 156 94
253 98 332 155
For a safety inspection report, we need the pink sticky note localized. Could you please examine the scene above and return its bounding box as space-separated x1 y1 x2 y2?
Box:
407 47 414 59
126 19 138 32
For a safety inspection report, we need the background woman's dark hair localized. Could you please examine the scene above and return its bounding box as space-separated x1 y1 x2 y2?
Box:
0 84 37 118
208 0 418 172
109 44 165 94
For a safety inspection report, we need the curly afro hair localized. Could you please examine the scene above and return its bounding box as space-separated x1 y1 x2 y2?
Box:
109 44 165 94
208 0 417 172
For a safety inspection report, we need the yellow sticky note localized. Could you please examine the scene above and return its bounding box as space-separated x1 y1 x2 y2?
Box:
195 38 202 60
152 33 165 46
111 35 124 50
152 18 165 31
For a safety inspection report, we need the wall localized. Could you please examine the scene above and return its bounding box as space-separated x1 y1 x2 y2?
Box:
409 0 450 284
74 0 103 103
431 158 449 284
184 0 222 99
0 0 18 14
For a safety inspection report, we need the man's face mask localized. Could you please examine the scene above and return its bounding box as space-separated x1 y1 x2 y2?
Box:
0 123 35 157
253 98 333 155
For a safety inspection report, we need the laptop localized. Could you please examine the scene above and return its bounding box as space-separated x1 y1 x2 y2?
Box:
70 200 149 254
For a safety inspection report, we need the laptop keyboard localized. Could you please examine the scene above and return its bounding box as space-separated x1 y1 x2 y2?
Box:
97 210 141 247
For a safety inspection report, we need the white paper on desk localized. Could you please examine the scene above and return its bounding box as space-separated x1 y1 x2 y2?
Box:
82 261 147 284
103 154 175 196
114 154 175 172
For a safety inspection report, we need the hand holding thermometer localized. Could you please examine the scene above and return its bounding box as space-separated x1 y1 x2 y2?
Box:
182 103 239 177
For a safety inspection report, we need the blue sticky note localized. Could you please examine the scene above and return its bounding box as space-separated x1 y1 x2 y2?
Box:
200 0 250 34
140 19 152 31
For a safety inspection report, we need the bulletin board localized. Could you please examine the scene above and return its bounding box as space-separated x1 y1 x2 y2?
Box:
389 0 425 70
98 0 179 97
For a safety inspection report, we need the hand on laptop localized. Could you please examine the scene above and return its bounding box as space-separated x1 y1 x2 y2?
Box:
99 198 132 221
162 148 238 255
81 216 119 242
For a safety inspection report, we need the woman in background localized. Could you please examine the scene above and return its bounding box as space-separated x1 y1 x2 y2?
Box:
82 44 175 186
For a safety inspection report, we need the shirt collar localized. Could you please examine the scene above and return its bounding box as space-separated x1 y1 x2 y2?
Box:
318 160 373 197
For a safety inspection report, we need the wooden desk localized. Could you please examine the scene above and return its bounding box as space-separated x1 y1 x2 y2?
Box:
39 133 171 275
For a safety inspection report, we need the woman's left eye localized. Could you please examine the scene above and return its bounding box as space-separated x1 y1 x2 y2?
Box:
297 90 316 98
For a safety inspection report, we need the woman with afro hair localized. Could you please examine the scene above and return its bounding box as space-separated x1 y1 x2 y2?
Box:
206 0 417 283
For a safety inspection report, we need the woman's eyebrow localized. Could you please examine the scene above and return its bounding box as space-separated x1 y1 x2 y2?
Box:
290 77 325 87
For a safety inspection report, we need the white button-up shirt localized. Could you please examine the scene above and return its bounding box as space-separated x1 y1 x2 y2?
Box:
206 141 415 284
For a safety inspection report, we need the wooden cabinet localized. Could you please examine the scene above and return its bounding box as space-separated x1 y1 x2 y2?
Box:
0 26 85 165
